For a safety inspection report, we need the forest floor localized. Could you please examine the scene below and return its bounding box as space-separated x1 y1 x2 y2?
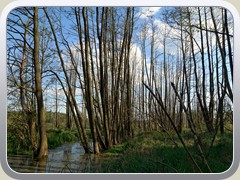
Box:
88 130 233 173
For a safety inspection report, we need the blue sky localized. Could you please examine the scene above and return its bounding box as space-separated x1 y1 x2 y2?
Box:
7 6 233 113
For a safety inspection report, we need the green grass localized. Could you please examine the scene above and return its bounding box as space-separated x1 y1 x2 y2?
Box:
47 129 78 149
7 129 78 155
104 144 125 154
7 110 79 155
7 132 33 155
95 131 233 173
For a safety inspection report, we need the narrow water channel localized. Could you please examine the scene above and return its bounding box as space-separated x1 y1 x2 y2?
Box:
7 142 108 173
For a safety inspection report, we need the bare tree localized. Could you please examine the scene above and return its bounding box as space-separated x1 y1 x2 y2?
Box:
33 7 48 158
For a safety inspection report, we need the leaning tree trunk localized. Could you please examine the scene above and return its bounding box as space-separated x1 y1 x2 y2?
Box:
44 7 92 153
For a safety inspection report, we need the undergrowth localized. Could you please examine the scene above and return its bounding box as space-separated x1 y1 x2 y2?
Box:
93 131 233 173
47 129 78 149
7 129 78 155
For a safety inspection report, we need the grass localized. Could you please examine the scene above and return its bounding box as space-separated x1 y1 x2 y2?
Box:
7 111 79 155
47 129 78 149
93 131 233 173
7 129 78 155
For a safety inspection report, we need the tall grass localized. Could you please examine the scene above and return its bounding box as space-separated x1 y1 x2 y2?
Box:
95 131 233 173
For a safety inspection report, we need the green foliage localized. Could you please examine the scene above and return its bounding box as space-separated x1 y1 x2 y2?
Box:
7 132 33 155
104 144 125 154
7 110 79 155
7 111 33 155
8 128 78 155
47 129 78 149
45 111 71 129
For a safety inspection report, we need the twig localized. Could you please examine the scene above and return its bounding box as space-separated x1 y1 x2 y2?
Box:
61 162 73 173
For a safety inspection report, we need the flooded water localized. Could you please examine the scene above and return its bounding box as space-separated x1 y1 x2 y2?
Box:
7 142 112 173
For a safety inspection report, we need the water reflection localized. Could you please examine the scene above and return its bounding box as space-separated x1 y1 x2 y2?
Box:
35 158 47 173
8 142 87 173
8 142 117 173
7 155 47 173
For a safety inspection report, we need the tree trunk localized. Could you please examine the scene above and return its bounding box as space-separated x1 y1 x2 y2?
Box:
33 7 48 159
82 7 100 154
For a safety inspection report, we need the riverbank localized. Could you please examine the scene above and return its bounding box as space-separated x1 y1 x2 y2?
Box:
7 129 79 155
47 129 78 149
90 131 233 173
7 130 233 173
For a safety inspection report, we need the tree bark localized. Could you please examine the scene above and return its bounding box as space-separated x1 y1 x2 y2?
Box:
33 7 48 159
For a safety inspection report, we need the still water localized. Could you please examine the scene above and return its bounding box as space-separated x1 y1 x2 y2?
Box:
7 142 109 173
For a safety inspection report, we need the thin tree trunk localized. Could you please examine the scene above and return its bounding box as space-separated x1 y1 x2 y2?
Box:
44 8 92 153
82 7 100 154
143 82 203 173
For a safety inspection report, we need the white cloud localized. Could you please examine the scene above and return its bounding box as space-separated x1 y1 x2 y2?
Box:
153 19 181 40
130 43 142 68
137 7 161 19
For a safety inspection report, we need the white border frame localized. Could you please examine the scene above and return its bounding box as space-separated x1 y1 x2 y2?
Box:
0 0 239 179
